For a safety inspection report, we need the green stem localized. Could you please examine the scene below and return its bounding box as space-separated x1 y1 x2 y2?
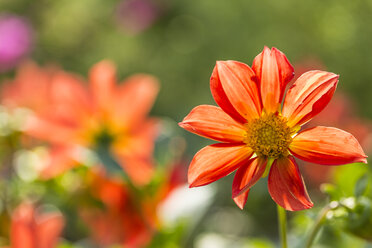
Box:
277 204 288 248
305 205 331 248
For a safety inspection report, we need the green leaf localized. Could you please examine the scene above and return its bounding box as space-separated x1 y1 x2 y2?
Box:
354 174 369 198
320 183 341 200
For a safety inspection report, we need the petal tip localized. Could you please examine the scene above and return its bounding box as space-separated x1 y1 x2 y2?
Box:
360 156 368 164
188 183 196 188
188 174 203 188
233 197 245 210
216 60 227 70
216 60 224 66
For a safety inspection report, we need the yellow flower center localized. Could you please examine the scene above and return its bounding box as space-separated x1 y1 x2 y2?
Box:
244 113 292 158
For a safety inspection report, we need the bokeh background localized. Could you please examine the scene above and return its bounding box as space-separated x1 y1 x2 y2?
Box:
1 0 372 247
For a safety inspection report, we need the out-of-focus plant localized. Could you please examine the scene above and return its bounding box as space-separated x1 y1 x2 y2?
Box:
289 170 372 248
3 60 160 185
0 59 214 247
0 14 33 73
116 0 164 35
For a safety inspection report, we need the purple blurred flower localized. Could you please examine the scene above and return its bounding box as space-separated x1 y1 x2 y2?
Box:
116 0 161 34
0 14 33 72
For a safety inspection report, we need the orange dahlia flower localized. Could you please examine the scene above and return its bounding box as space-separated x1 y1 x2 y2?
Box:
81 165 186 247
20 61 159 185
179 47 367 211
9 202 64 248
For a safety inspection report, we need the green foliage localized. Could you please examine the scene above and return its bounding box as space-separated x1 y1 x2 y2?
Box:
354 174 369 198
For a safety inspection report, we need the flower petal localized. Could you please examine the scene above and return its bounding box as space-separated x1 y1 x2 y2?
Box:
25 115 80 145
268 156 313 211
113 74 159 129
11 203 35 248
36 212 65 248
179 105 247 143
89 60 116 111
1 61 56 112
232 157 267 198
40 145 79 179
117 156 154 186
252 47 294 113
188 143 253 187
113 119 159 186
282 70 339 127
290 126 368 165
210 61 261 123
113 119 159 159
233 190 249 210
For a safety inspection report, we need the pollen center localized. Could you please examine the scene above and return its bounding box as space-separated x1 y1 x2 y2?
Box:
244 113 292 158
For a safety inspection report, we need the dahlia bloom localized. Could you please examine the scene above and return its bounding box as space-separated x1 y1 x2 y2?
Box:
14 61 159 185
0 14 33 72
9 202 64 248
81 165 186 247
179 47 367 211
81 171 153 247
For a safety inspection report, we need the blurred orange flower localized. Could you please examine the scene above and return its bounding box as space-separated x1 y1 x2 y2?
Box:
81 165 185 247
179 47 367 211
9 202 64 248
3 60 160 185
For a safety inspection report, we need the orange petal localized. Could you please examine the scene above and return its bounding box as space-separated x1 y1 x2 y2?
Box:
233 190 249 210
290 126 368 165
232 157 267 198
252 47 294 113
268 156 313 211
282 70 339 127
113 120 159 186
210 62 260 124
1 61 56 112
188 143 253 187
40 146 79 179
117 156 154 186
113 118 159 159
113 74 159 129
215 61 262 121
89 60 116 111
11 203 35 248
50 71 92 120
36 212 65 248
273 48 295 99
179 105 247 143
25 115 79 145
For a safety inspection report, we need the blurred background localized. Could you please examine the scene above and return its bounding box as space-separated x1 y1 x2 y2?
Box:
0 0 372 247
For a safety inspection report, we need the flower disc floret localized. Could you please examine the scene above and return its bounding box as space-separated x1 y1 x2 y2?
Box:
244 113 292 158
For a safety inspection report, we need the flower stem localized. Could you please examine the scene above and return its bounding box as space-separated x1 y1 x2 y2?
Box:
277 204 288 248
305 205 331 248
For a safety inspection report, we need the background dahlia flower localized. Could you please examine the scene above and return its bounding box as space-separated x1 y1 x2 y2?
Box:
179 46 367 211
9 202 64 248
3 60 159 185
